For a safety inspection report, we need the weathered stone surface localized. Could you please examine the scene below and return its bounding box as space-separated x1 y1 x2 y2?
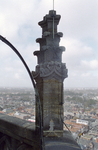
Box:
44 131 81 150
34 45 65 64
33 62 67 81
0 113 81 150
33 10 68 133
0 113 40 147
43 79 63 130
38 10 61 34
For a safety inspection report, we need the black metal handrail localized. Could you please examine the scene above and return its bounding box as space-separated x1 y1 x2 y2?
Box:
0 35 43 150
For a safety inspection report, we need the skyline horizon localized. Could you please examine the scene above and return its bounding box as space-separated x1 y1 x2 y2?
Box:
0 86 98 90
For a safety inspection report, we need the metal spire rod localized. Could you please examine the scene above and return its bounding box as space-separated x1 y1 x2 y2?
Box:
53 0 54 39
53 0 54 10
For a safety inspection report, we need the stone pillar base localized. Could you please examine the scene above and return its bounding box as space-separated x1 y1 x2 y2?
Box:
43 130 63 137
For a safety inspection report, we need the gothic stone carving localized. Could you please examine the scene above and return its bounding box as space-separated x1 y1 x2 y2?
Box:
32 61 68 81
34 45 65 64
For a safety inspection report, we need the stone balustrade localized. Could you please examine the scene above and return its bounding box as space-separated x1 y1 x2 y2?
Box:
0 113 40 150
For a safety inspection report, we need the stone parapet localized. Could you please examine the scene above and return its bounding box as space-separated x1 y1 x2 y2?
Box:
0 113 81 150
0 113 40 150
44 131 81 150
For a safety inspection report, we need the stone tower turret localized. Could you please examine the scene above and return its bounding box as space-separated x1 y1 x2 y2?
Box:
32 10 68 136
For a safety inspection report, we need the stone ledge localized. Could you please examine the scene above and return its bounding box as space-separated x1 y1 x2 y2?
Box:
0 113 40 146
44 131 82 150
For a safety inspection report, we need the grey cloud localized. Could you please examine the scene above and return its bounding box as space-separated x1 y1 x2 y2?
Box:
0 0 98 88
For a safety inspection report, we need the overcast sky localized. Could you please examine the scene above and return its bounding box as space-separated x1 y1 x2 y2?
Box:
0 0 98 88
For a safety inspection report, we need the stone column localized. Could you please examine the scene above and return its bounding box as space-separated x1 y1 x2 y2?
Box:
32 10 68 136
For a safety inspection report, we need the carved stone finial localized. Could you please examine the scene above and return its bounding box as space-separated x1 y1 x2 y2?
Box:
33 10 68 132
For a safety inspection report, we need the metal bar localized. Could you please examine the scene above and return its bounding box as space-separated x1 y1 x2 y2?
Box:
53 0 54 11
53 0 54 39
0 35 43 150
